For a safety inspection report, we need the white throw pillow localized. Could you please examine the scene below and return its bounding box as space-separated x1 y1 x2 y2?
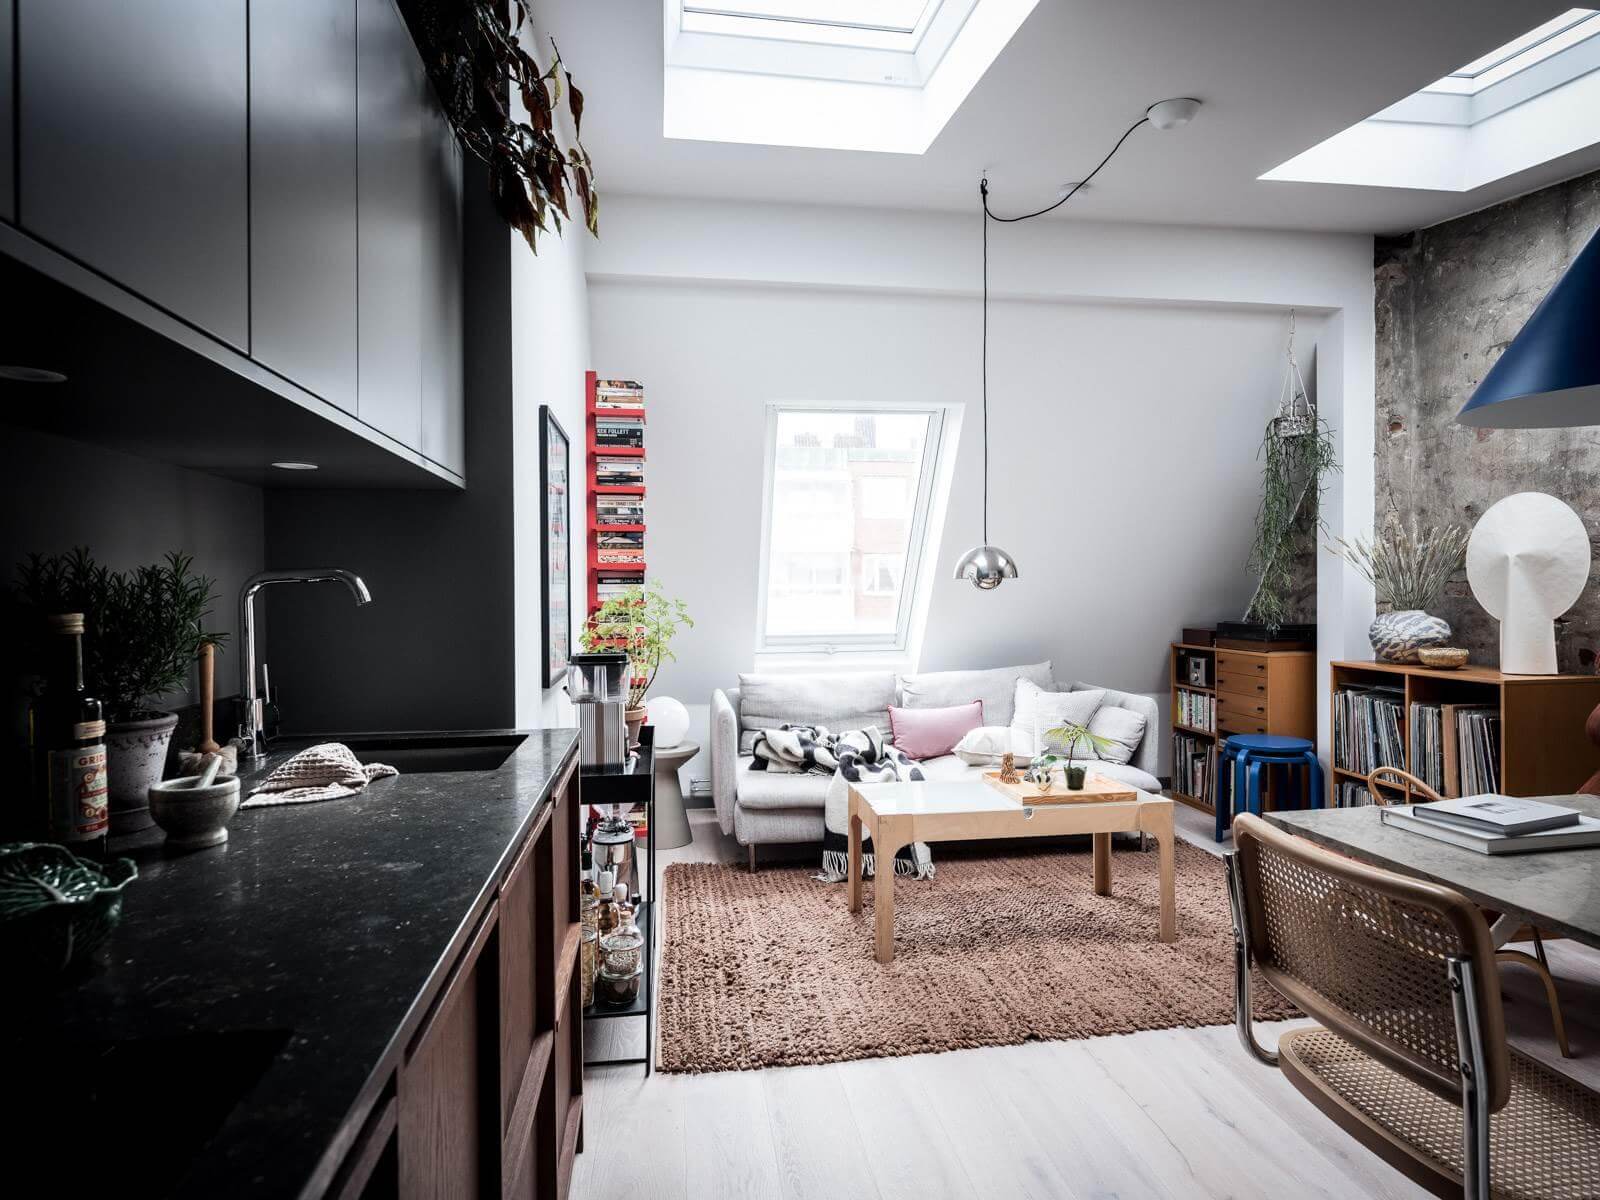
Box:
1010 679 1105 756
1086 705 1147 765
952 725 1030 766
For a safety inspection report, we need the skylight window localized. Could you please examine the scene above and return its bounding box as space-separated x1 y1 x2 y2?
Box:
1427 9 1600 94
663 0 1040 152
756 405 949 654
1262 9 1600 192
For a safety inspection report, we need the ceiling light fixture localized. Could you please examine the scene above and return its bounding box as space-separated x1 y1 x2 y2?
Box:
956 98 1200 590
0 365 68 383
271 461 320 471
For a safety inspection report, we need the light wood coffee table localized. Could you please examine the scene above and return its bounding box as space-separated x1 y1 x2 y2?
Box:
847 774 1177 963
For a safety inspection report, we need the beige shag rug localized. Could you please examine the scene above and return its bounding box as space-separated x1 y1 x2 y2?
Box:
659 839 1296 1073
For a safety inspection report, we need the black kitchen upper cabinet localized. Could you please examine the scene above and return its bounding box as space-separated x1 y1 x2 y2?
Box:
250 0 359 416
1 0 14 225
421 96 465 477
356 0 425 452
17 0 249 350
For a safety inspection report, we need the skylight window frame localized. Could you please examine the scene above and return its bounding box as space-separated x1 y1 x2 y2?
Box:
1423 8 1600 96
670 0 977 87
754 401 948 658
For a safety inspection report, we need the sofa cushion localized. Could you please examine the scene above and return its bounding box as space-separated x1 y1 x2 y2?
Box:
888 701 984 760
898 662 1052 727
1011 679 1105 755
737 672 897 742
951 725 1026 766
734 756 833 810
1087 704 1148 766
1086 760 1162 793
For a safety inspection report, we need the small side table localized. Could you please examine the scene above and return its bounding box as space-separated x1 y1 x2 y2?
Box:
646 740 698 850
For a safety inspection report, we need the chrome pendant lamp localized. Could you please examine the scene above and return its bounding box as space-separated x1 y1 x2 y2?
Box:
954 99 1200 588
953 175 1020 590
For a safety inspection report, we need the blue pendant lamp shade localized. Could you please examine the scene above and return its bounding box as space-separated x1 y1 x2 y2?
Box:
1457 226 1600 428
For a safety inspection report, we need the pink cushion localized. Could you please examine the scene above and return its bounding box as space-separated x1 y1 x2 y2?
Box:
888 700 984 760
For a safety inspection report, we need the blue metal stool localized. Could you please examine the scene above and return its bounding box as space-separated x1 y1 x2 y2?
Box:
1215 734 1324 842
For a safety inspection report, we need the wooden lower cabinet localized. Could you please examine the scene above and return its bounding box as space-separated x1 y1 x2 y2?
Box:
337 747 582 1200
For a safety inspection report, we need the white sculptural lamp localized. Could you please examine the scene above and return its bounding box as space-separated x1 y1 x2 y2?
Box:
1466 492 1590 675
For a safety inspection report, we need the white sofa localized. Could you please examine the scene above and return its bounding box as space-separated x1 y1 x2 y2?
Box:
710 662 1161 867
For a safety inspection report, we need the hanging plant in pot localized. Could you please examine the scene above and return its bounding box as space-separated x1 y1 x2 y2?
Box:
1329 514 1469 663
579 580 692 746
1243 317 1340 633
14 548 224 833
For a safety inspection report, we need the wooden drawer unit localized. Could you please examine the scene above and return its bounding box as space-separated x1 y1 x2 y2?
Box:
1217 691 1268 725
1215 666 1267 699
1169 642 1315 812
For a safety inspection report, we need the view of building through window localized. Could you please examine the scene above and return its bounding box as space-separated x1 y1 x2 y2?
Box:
760 408 940 647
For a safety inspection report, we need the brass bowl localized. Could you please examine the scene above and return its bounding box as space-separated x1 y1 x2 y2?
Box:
1418 647 1469 669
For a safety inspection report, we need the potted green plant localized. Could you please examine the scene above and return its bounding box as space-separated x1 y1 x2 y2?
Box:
14 548 224 832
578 580 692 745
1040 721 1117 790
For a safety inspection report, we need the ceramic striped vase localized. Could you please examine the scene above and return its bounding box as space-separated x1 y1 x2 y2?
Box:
1369 610 1451 663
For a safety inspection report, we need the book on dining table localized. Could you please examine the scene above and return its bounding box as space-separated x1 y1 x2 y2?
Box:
1380 795 1600 854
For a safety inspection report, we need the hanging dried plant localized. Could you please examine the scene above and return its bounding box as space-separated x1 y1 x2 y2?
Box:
1329 514 1469 613
1243 415 1339 631
413 0 597 253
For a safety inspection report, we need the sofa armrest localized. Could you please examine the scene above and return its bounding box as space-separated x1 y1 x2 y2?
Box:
710 688 741 836
1073 682 1162 780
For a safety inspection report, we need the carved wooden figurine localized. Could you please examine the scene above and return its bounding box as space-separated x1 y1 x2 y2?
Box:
999 752 1018 783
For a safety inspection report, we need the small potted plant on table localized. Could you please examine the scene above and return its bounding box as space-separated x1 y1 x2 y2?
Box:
579 580 692 746
14 548 224 832
1040 721 1116 790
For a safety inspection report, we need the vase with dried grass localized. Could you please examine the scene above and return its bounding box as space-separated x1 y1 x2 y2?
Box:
1329 514 1469 663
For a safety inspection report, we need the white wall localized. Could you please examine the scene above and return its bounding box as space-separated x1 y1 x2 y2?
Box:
586 195 1377 779
512 219 593 728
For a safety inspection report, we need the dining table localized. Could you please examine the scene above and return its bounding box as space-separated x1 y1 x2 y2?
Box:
1266 795 1600 951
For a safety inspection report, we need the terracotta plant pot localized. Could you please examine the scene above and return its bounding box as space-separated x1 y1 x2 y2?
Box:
106 710 179 834
625 704 648 748
1065 765 1087 790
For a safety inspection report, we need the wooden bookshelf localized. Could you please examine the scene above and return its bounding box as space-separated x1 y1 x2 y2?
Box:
1330 659 1600 806
1168 641 1315 814
585 370 647 613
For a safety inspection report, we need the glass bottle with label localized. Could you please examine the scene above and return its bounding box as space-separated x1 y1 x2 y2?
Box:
35 613 109 855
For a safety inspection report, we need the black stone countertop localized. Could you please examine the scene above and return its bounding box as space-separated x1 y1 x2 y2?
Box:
6 727 579 1199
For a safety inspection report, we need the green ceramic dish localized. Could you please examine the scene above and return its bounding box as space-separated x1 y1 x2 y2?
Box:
0 842 138 975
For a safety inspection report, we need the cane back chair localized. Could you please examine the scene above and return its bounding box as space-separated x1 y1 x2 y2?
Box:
1227 813 1600 1200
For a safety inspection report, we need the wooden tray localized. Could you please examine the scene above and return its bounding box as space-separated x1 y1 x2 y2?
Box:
981 770 1138 806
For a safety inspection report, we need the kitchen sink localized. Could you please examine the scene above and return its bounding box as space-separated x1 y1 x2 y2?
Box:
334 731 526 774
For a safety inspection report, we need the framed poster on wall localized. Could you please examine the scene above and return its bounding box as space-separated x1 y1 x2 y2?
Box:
540 405 571 687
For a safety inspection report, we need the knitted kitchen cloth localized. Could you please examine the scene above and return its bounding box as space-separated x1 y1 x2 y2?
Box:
242 742 398 807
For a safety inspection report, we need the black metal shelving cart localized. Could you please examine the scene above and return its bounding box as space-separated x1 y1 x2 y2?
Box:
580 724 657 1075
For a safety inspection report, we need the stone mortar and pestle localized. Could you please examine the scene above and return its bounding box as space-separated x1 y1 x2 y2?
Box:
149 751 240 850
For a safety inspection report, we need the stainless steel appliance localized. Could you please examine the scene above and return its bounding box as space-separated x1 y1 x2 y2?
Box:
567 651 629 768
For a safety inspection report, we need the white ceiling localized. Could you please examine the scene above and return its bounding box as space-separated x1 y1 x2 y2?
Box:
543 0 1600 235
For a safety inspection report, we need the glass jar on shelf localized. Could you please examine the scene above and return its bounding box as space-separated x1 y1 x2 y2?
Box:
580 926 599 1007
595 902 644 1007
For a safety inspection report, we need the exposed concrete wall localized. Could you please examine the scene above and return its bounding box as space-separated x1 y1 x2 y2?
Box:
1375 168 1600 672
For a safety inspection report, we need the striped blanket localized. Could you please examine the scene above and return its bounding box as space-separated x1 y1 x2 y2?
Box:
750 723 934 882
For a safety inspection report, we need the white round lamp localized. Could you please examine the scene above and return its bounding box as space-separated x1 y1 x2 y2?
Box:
1466 492 1590 674
645 695 691 749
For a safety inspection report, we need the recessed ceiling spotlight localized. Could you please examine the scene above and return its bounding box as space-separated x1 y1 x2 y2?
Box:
0 365 68 383
271 461 319 471
1146 97 1201 131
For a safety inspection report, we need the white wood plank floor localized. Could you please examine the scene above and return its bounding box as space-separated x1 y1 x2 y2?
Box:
574 805 1600 1200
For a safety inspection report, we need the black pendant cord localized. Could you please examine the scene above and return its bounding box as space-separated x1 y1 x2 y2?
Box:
976 113 1153 549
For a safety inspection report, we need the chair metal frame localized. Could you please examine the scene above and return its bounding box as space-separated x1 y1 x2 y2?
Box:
1226 846 1494 1200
